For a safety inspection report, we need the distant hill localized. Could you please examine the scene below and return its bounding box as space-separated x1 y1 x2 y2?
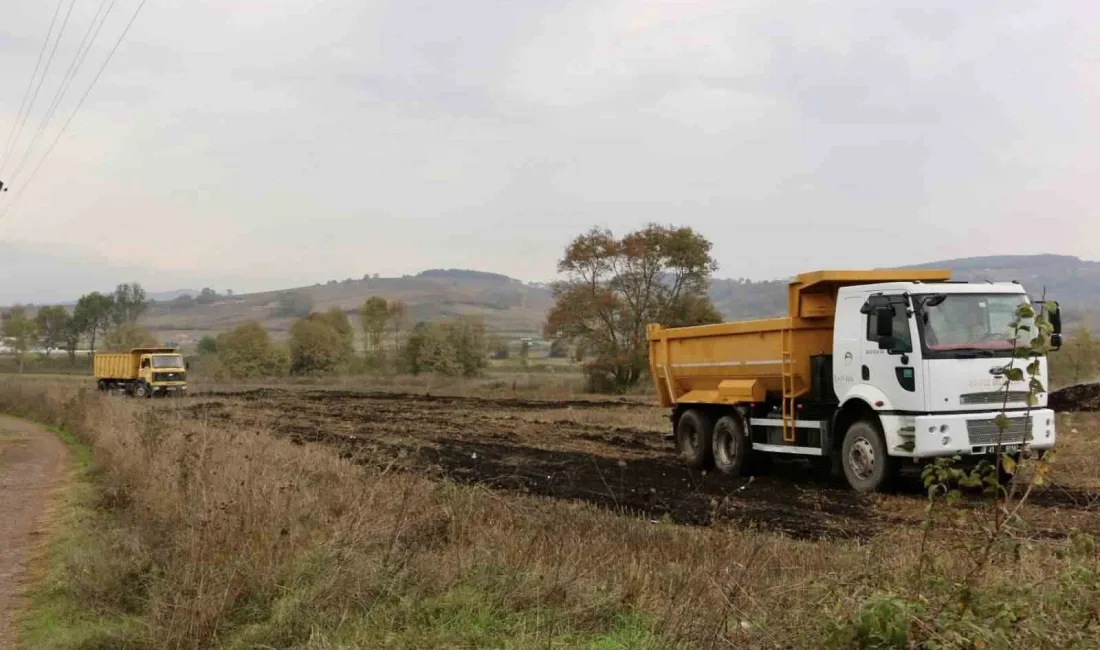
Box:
132 256 1100 349
709 255 1100 327
141 271 554 349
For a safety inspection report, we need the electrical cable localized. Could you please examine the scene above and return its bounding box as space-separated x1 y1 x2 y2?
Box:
0 0 149 223
0 0 66 173
7 0 120 185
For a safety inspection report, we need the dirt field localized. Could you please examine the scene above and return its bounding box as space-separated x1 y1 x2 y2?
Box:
180 388 1100 543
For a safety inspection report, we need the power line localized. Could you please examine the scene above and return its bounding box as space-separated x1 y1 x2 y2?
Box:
7 0 120 184
0 0 79 179
0 0 150 223
0 0 66 173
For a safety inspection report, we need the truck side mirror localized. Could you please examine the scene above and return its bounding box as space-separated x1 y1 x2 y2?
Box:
186 362 191 371
1048 301 1062 351
1049 301 1062 335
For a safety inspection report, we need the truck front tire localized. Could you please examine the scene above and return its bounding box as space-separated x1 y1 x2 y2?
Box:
676 409 714 470
841 420 896 493
712 414 748 476
133 383 150 399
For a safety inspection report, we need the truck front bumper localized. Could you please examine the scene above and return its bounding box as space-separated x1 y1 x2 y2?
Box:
883 409 1055 458
152 384 187 395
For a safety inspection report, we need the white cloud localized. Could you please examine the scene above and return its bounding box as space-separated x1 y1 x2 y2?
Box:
0 0 1097 303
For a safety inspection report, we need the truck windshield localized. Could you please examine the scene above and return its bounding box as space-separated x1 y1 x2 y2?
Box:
916 294 1031 357
152 355 185 369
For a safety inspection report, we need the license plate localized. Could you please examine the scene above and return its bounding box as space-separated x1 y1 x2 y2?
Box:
984 444 1019 454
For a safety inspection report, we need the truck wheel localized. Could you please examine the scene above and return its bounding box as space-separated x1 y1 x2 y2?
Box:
133 384 149 399
712 414 748 476
841 420 895 493
676 409 714 470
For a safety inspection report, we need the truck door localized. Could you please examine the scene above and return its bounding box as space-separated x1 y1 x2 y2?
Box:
861 294 925 411
832 295 864 400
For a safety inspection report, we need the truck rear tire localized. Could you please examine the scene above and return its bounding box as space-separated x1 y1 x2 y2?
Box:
676 409 714 470
841 420 896 493
712 414 748 476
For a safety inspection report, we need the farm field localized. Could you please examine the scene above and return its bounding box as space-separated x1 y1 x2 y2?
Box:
180 387 1100 542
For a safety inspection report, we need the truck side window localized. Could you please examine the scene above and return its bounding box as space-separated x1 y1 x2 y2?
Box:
141 359 150 368
866 308 913 352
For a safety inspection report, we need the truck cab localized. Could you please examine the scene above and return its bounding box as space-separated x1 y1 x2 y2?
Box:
138 351 189 396
833 282 1056 468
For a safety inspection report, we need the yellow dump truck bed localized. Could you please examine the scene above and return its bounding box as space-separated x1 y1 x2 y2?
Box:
648 269 951 408
94 353 141 380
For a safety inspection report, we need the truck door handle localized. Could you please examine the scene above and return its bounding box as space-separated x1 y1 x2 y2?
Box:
861 365 870 381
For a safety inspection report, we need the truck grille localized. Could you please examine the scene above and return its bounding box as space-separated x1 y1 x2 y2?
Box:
966 417 1032 446
960 391 1029 405
154 372 186 382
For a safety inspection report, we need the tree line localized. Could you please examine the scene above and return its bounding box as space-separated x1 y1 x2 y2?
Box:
199 297 490 379
1 283 153 372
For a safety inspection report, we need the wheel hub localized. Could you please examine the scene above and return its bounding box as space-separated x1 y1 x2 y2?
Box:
719 431 736 464
848 437 876 480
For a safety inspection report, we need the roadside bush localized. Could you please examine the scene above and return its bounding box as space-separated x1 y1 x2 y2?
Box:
196 335 218 356
215 322 288 378
288 316 351 375
403 319 488 377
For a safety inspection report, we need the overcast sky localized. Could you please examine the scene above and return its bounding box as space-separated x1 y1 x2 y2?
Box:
0 0 1096 302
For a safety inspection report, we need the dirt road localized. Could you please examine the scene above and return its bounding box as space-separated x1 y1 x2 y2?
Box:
0 416 70 648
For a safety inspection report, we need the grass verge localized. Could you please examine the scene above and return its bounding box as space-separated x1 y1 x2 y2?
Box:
18 423 144 649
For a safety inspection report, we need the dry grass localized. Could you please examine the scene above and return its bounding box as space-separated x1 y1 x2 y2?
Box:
2 380 1099 649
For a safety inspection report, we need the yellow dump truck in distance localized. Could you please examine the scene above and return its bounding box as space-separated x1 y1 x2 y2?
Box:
648 270 1062 492
94 347 188 398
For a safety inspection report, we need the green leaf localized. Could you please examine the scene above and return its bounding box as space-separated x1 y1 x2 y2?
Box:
1027 393 1040 407
1044 301 1059 315
1001 454 1017 476
1005 368 1024 382
1016 304 1036 319
1026 360 1041 376
993 413 1011 431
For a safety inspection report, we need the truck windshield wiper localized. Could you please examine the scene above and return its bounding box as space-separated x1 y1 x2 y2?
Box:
947 348 996 358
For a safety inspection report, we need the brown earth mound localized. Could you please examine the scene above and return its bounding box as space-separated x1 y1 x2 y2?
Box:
1050 383 1100 412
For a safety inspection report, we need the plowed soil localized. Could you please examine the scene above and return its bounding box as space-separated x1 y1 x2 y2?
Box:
1050 383 1100 411
181 388 1100 542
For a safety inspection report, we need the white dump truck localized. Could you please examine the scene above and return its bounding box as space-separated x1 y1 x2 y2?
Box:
648 270 1062 492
